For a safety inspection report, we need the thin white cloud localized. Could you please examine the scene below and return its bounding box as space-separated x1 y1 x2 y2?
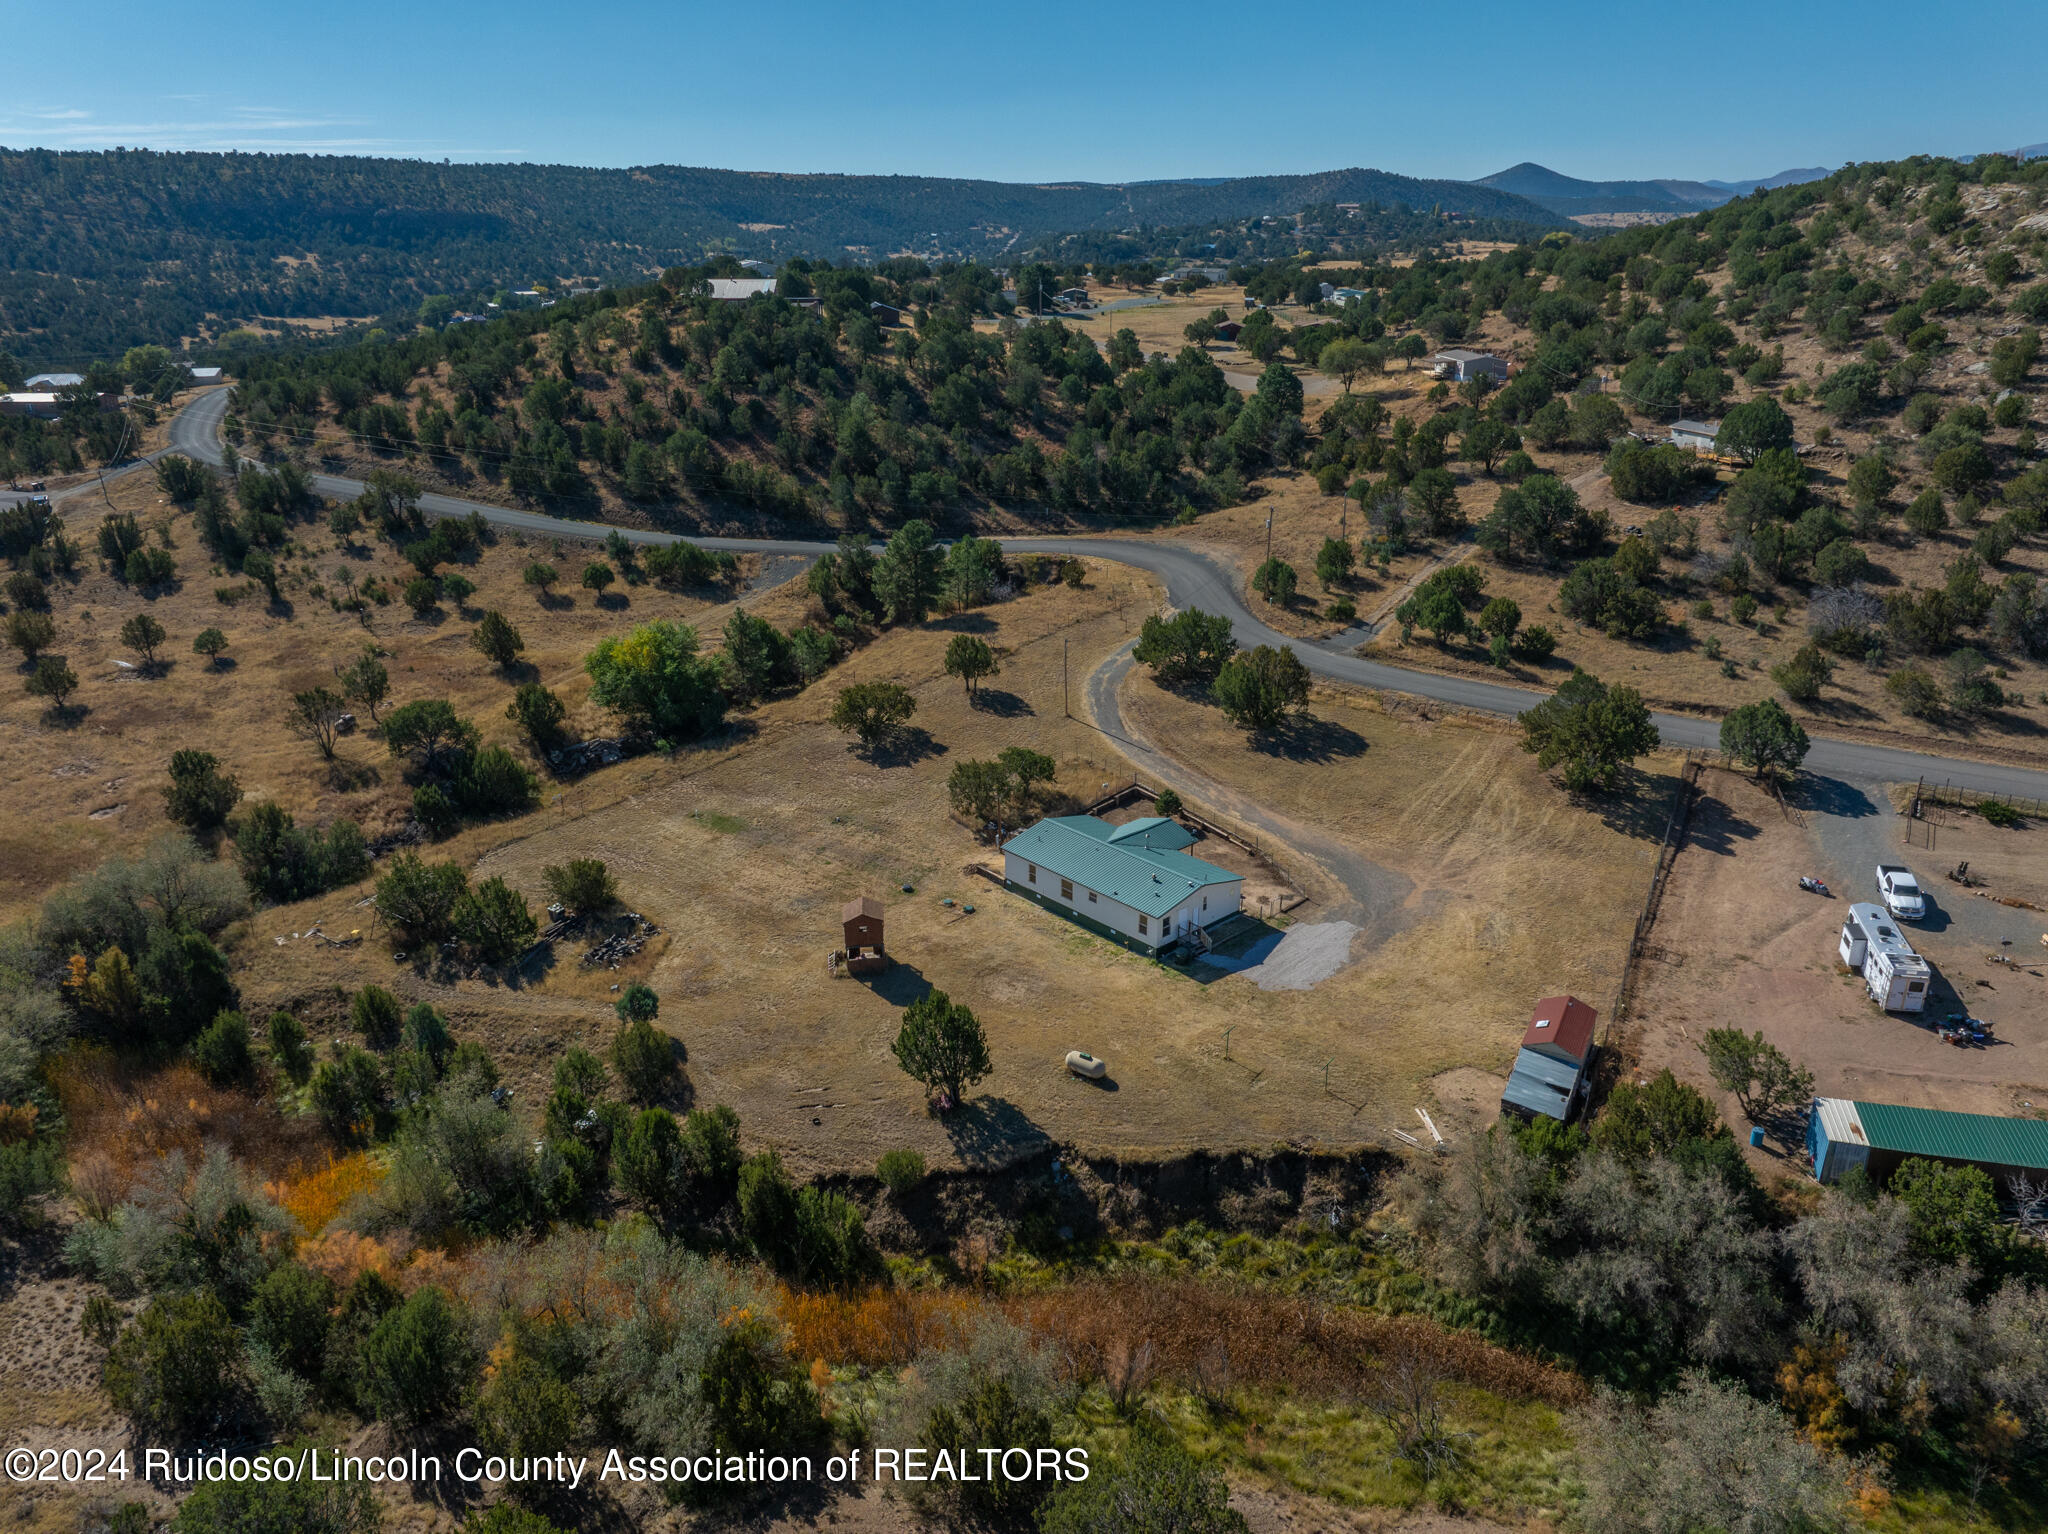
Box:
0 102 524 157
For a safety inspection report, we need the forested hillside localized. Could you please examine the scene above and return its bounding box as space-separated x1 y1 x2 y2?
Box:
0 148 1560 364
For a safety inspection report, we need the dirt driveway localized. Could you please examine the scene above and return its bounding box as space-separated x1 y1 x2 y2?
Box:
1624 769 2048 1161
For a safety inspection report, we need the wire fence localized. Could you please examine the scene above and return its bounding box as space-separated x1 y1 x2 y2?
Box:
1605 751 1706 1039
1910 777 2045 819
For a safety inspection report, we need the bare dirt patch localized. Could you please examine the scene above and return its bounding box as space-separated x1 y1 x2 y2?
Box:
1622 767 2048 1171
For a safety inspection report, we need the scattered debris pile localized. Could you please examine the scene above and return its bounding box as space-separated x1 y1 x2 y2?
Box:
549 737 636 775
583 913 659 969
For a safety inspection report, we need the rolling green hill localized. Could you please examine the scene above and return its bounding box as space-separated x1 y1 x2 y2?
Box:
0 149 1564 366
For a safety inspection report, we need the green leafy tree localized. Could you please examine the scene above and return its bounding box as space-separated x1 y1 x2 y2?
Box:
1590 1068 1723 1161
170 1470 380 1534
4 609 56 662
1132 608 1238 689
189 1009 254 1086
381 699 479 773
872 519 942 623
470 609 524 669
507 682 568 751
287 685 348 759
614 1107 683 1210
1519 669 1659 793
584 619 727 741
103 1290 244 1440
943 633 999 695
360 1287 477 1428
1721 698 1811 780
612 1015 674 1103
892 989 992 1106
25 654 79 711
192 627 229 667
335 646 390 722
1251 556 1297 606
1890 1158 2004 1270
830 680 917 753
1211 645 1310 732
543 857 616 914
581 561 615 596
351 983 404 1046
374 852 468 942
454 875 536 961
521 561 559 600
119 613 167 671
1399 581 1468 645
1313 537 1355 589
1715 398 1795 464
680 1103 744 1209
163 749 243 830
1700 1028 1814 1122
616 982 659 1022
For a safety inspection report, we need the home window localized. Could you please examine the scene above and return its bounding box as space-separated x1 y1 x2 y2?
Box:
1088 890 1097 903
1060 879 1073 901
1201 896 1207 911
1138 914 1148 935
1027 864 1037 884
1908 981 1925 993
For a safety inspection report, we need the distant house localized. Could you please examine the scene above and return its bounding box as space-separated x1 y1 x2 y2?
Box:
187 366 223 383
1 391 117 419
25 373 84 390
1810 1097 2048 1193
1213 319 1243 342
1002 814 1243 956
1499 995 1597 1123
738 259 776 275
1669 419 1721 452
708 277 778 302
1430 349 1508 383
447 312 490 326
869 301 906 326
1317 282 1336 300
1056 287 1090 305
1328 287 1369 306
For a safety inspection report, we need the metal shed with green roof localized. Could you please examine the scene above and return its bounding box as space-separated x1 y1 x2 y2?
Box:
1808 1096 2048 1189
1002 815 1242 955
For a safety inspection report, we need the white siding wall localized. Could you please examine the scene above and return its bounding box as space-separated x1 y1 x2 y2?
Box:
1004 851 1242 948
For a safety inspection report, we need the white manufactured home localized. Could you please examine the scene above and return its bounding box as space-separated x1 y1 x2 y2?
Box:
1001 815 1243 956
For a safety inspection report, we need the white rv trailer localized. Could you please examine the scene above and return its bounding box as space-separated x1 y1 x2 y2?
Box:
1841 900 1931 1012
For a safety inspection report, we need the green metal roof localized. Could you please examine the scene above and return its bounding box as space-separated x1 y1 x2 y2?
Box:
1852 1100 2048 1171
1004 816 1241 920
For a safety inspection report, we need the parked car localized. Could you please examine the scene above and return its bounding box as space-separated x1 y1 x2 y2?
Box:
1876 864 1926 921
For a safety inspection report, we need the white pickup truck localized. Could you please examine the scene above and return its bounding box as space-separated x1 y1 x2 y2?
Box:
1876 864 1926 922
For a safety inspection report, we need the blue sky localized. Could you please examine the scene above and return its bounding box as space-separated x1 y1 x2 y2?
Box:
6 0 2044 183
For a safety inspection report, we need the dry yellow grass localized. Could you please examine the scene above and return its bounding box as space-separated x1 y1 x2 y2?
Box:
0 461 779 928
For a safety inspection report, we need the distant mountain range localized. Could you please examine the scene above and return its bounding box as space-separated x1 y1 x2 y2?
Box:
1473 162 1831 218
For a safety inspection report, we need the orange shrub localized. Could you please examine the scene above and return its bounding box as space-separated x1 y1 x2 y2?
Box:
269 1152 386 1238
0 1101 38 1146
775 1285 984 1368
48 1047 322 1197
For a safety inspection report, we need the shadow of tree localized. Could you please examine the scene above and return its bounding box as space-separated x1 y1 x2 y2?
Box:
931 612 997 634
1252 711 1369 762
1680 790 1764 856
1794 775 1879 820
940 1095 1053 1169
969 688 1034 717
860 727 947 767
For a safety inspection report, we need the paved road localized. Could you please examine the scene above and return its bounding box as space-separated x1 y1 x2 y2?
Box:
0 388 228 511
161 389 2048 801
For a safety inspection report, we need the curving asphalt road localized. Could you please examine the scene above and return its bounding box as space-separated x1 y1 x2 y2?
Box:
162 388 2048 800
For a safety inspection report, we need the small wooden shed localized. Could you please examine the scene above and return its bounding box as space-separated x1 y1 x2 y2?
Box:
841 896 887 975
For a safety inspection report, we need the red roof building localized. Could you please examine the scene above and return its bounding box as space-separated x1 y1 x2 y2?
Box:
1522 995 1597 1065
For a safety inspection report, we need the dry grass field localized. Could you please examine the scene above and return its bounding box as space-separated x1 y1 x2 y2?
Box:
1116 680 1680 1142
189 540 1669 1175
0 463 795 928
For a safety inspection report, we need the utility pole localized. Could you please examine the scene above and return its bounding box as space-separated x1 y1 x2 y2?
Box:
1062 638 1068 718
1265 509 1273 561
